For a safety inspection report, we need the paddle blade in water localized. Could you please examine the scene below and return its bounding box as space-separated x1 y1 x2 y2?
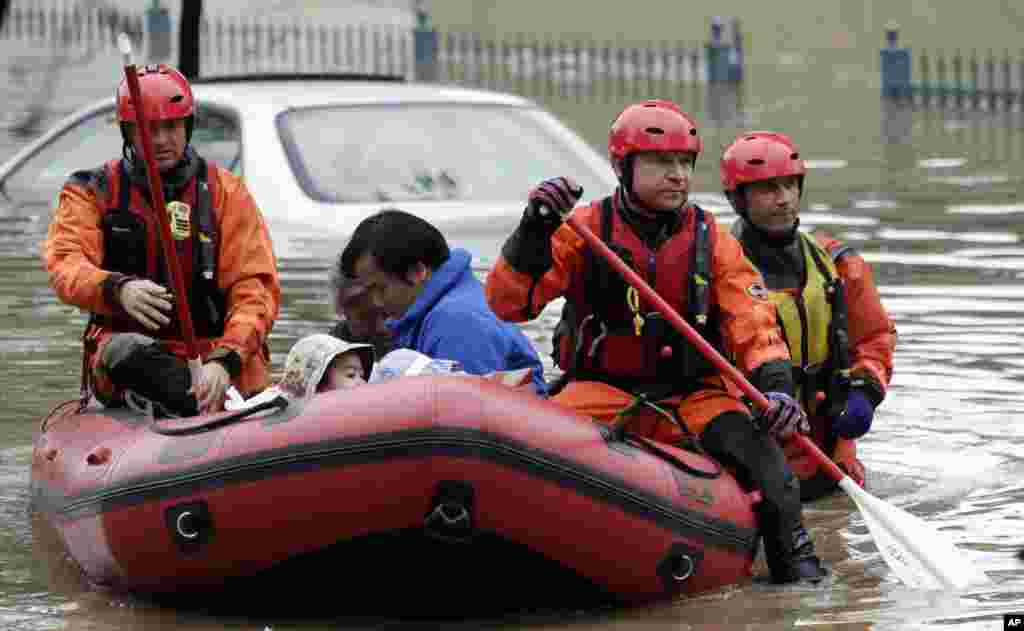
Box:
840 478 989 590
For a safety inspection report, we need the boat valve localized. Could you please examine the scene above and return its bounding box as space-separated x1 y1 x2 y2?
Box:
86 447 111 466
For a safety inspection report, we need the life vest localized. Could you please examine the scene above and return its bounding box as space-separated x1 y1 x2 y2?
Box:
97 158 225 340
552 197 719 395
766 233 852 421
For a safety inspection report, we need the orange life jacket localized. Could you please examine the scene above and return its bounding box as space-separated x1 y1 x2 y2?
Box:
96 158 225 340
553 197 720 395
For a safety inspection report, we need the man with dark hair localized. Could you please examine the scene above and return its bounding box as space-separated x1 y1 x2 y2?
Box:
340 209 546 394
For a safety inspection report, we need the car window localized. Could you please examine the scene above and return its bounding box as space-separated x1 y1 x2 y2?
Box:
277 104 611 203
4 105 242 203
5 108 123 200
192 108 243 174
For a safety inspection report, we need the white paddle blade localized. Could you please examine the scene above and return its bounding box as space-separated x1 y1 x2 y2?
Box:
839 478 989 590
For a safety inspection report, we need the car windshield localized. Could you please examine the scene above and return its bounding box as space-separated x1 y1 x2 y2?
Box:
277 104 610 203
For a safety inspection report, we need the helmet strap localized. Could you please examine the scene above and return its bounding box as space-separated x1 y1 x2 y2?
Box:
616 155 635 197
726 188 748 217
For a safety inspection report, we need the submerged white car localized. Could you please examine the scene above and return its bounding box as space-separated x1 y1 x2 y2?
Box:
0 75 617 258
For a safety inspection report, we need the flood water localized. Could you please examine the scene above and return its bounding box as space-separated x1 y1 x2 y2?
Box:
2 44 1024 631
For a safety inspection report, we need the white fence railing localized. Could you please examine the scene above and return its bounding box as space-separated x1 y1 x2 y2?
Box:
197 12 413 78
0 0 715 128
0 0 145 59
0 0 416 77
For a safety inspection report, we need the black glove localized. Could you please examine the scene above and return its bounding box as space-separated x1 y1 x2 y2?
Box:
522 177 584 235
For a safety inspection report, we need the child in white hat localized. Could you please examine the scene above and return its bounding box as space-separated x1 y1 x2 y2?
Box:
227 335 534 413
226 334 375 411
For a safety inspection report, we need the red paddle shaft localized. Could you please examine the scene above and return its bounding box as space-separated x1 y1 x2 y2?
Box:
119 36 203 386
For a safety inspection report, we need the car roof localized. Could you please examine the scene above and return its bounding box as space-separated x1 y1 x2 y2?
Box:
189 75 536 112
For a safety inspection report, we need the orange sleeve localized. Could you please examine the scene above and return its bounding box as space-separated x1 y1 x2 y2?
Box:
712 229 791 374
485 209 589 322
210 169 281 364
42 183 116 315
820 237 896 394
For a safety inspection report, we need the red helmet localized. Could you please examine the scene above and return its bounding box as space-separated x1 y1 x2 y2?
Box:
720 131 806 193
116 64 194 124
608 100 702 163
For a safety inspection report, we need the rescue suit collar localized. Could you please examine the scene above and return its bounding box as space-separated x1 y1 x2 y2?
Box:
738 212 801 247
615 187 683 250
732 219 805 289
123 145 201 200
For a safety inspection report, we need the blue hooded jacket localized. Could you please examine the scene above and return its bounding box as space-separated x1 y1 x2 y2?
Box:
387 248 547 394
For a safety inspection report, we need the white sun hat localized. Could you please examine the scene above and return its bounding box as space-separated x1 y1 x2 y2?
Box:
278 334 375 400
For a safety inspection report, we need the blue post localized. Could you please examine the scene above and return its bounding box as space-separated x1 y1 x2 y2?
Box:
146 0 172 62
880 23 911 100
413 0 438 82
705 16 729 83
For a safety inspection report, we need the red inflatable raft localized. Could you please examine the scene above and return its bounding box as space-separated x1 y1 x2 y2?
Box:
31 377 760 616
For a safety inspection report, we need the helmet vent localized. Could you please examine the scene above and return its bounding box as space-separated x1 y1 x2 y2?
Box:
747 158 765 165
645 127 665 135
790 152 800 159
170 95 184 103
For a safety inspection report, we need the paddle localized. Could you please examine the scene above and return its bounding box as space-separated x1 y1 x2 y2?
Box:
543 205 989 591
117 34 203 392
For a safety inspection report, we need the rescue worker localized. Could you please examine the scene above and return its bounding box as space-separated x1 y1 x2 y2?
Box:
485 99 825 583
721 131 896 500
43 64 280 417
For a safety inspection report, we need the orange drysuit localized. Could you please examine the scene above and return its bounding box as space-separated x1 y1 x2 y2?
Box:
43 158 280 399
732 221 895 494
815 235 894 404
487 195 795 442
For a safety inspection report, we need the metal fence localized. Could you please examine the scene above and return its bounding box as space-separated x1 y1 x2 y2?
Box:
437 32 708 104
197 13 414 77
0 0 144 58
881 29 1024 111
0 0 717 90
191 20 712 104
911 49 1024 111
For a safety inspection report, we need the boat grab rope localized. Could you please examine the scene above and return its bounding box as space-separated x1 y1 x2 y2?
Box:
39 400 82 434
150 395 289 436
607 393 722 480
